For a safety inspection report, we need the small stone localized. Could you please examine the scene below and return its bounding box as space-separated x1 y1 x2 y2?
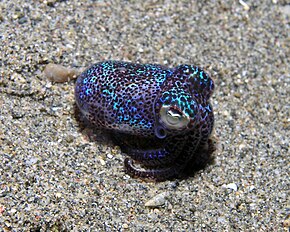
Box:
55 192 62 198
248 185 255 192
238 143 246 150
217 217 226 223
233 92 241 98
222 110 230 117
18 16 28 24
283 218 290 229
145 192 169 207
65 134 74 143
44 63 80 83
99 158 106 166
107 153 113 159
10 208 17 214
25 157 38 166
122 223 129 229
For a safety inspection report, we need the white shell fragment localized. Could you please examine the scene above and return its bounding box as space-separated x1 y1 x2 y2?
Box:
222 183 238 191
44 63 81 82
239 0 250 11
145 192 169 207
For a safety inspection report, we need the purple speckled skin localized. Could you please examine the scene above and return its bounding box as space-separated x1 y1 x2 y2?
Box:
75 60 214 180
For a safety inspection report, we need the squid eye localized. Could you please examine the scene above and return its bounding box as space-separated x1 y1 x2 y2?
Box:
159 105 190 130
166 108 182 125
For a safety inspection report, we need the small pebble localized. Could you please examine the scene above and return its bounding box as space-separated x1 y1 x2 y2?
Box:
283 218 290 229
99 158 106 166
44 63 80 83
122 223 129 229
217 217 226 223
10 208 17 214
145 192 169 207
55 192 62 198
248 185 255 192
107 153 113 159
25 157 38 166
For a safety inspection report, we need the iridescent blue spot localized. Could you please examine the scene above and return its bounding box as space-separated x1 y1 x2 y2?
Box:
205 105 212 112
199 71 204 80
113 102 119 110
85 88 92 96
134 114 141 119
130 106 137 113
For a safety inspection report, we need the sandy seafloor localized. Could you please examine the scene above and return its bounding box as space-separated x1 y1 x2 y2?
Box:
0 0 289 231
